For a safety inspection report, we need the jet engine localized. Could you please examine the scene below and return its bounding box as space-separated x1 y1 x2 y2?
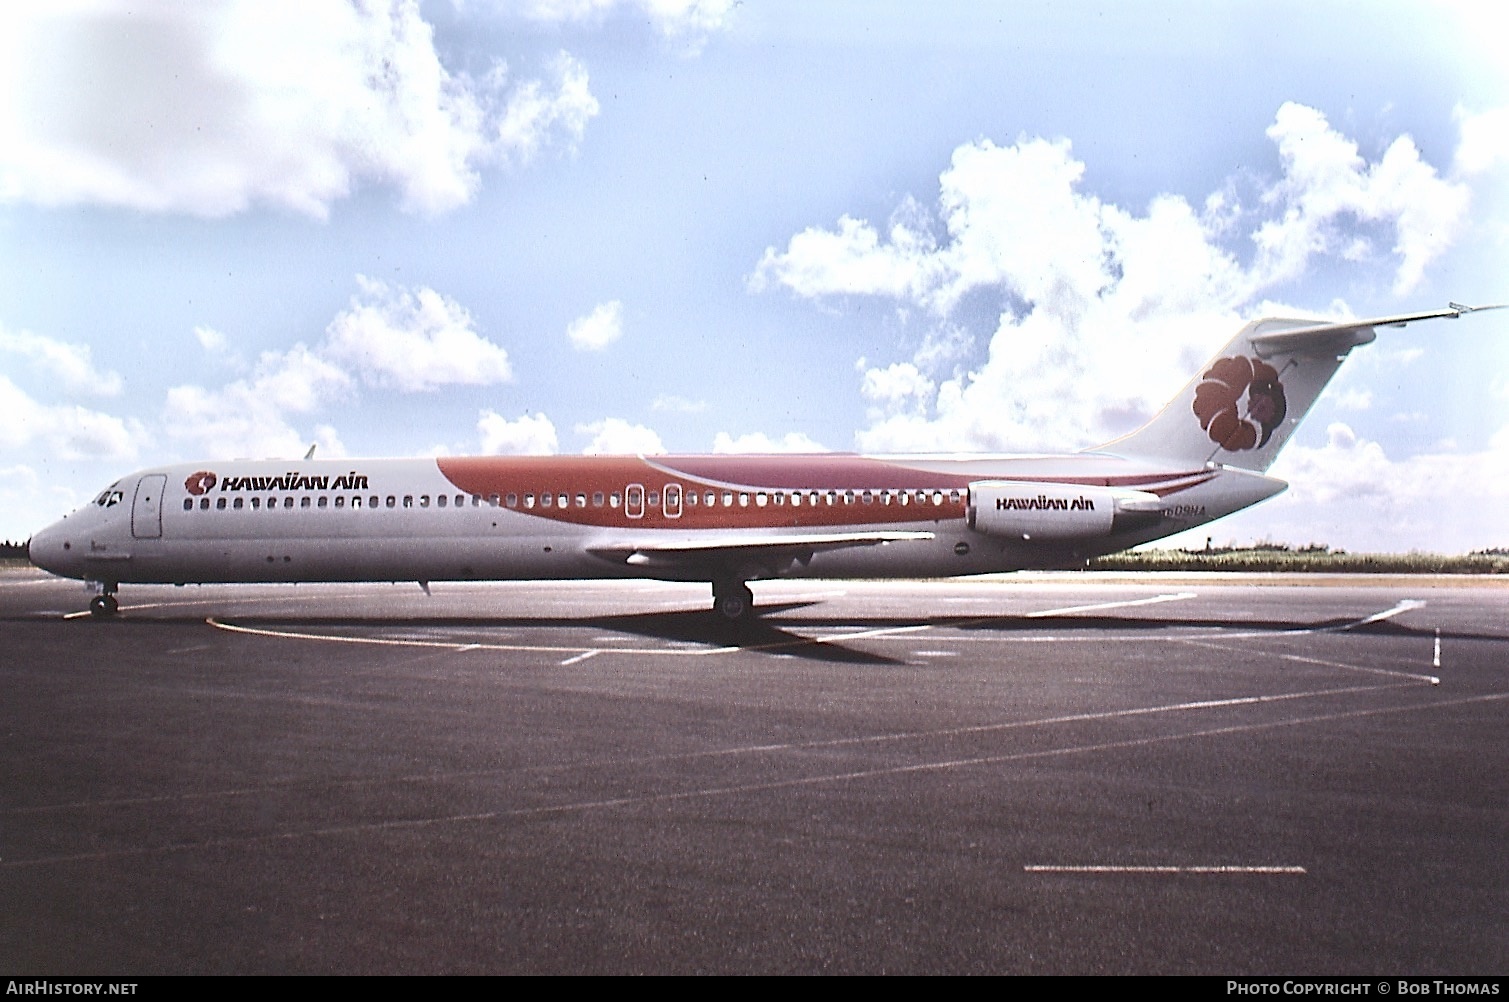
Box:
967 480 1163 541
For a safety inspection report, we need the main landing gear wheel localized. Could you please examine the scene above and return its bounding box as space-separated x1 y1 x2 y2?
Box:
712 582 755 623
89 593 119 619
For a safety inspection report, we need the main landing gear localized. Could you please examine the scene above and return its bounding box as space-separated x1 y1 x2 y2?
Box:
712 580 755 623
89 582 119 619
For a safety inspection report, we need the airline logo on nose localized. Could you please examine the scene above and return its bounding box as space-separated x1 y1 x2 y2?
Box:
1193 356 1288 452
185 471 218 496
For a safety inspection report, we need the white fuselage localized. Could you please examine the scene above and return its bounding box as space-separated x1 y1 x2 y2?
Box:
27 453 1286 588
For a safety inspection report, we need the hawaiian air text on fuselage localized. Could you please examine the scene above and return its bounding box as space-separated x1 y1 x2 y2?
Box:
218 471 370 492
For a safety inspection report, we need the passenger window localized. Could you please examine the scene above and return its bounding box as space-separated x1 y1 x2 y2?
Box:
386 496 396 508
419 495 429 508
648 492 660 506
301 496 311 508
609 493 621 508
233 497 244 510
489 494 500 507
722 491 733 506
182 499 193 511
791 492 801 507
592 492 604 507
251 497 261 510
200 498 210 510
317 496 327 508
217 498 227 510
755 492 768 507
705 491 716 506
575 493 587 508
335 496 345 508
403 496 414 508
524 493 535 508
369 496 378 508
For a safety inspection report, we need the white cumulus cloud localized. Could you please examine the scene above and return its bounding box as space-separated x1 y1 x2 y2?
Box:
496 52 600 165
577 418 666 454
162 343 351 459
0 324 124 396
1249 421 1509 552
325 276 513 391
1255 102 1469 297
0 1 600 218
753 103 1480 457
0 373 142 460
566 300 624 351
478 410 559 455
518 0 736 49
712 431 828 453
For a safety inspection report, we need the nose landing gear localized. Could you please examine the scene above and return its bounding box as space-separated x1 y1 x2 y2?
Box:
89 583 119 619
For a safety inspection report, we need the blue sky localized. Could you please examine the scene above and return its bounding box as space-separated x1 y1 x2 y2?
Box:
2 0 1506 552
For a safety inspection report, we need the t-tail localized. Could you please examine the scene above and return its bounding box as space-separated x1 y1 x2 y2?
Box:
1098 304 1500 471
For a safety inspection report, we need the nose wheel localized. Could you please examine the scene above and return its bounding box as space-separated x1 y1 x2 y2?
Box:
89 585 119 619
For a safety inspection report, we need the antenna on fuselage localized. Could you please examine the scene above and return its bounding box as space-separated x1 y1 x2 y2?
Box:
304 443 317 460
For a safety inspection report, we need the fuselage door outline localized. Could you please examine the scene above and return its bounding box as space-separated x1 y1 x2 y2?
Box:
131 474 167 540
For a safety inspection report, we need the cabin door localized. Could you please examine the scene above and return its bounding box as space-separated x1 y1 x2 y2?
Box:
131 474 166 539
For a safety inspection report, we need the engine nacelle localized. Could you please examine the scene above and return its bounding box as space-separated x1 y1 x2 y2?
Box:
967 480 1162 541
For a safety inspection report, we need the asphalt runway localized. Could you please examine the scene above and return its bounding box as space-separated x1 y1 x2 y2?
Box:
2 568 1506 975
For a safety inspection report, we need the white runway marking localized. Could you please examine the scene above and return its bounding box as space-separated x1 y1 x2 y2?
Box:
1024 865 1306 875
11 690 1505 867
1352 598 1425 626
1433 629 1442 669
207 617 725 658
559 650 602 666
1022 592 1197 618
1174 637 1441 686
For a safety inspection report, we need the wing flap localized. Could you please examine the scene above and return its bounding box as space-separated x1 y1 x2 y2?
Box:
588 530 934 572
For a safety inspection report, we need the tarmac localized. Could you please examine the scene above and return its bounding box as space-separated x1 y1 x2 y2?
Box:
2 569 1505 974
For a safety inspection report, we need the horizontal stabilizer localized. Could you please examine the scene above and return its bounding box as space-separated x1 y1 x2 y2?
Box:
1098 303 1502 472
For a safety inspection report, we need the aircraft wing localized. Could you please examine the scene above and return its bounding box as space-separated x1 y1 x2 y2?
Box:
587 530 934 575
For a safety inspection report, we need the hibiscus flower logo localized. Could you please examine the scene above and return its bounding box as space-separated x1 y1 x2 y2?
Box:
184 470 218 496
1192 356 1288 451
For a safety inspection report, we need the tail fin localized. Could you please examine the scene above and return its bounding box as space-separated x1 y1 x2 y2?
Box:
1098 305 1490 471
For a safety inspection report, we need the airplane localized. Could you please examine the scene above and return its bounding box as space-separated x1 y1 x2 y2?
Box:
25 303 1500 622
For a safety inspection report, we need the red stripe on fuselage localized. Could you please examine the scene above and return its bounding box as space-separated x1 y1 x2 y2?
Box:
434 455 1214 530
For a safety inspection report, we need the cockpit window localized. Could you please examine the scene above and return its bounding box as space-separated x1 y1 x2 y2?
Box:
94 490 124 508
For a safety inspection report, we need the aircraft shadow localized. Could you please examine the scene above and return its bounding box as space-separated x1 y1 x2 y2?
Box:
39 605 1506 666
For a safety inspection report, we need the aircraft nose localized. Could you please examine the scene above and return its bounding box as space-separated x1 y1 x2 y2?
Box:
27 520 79 578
